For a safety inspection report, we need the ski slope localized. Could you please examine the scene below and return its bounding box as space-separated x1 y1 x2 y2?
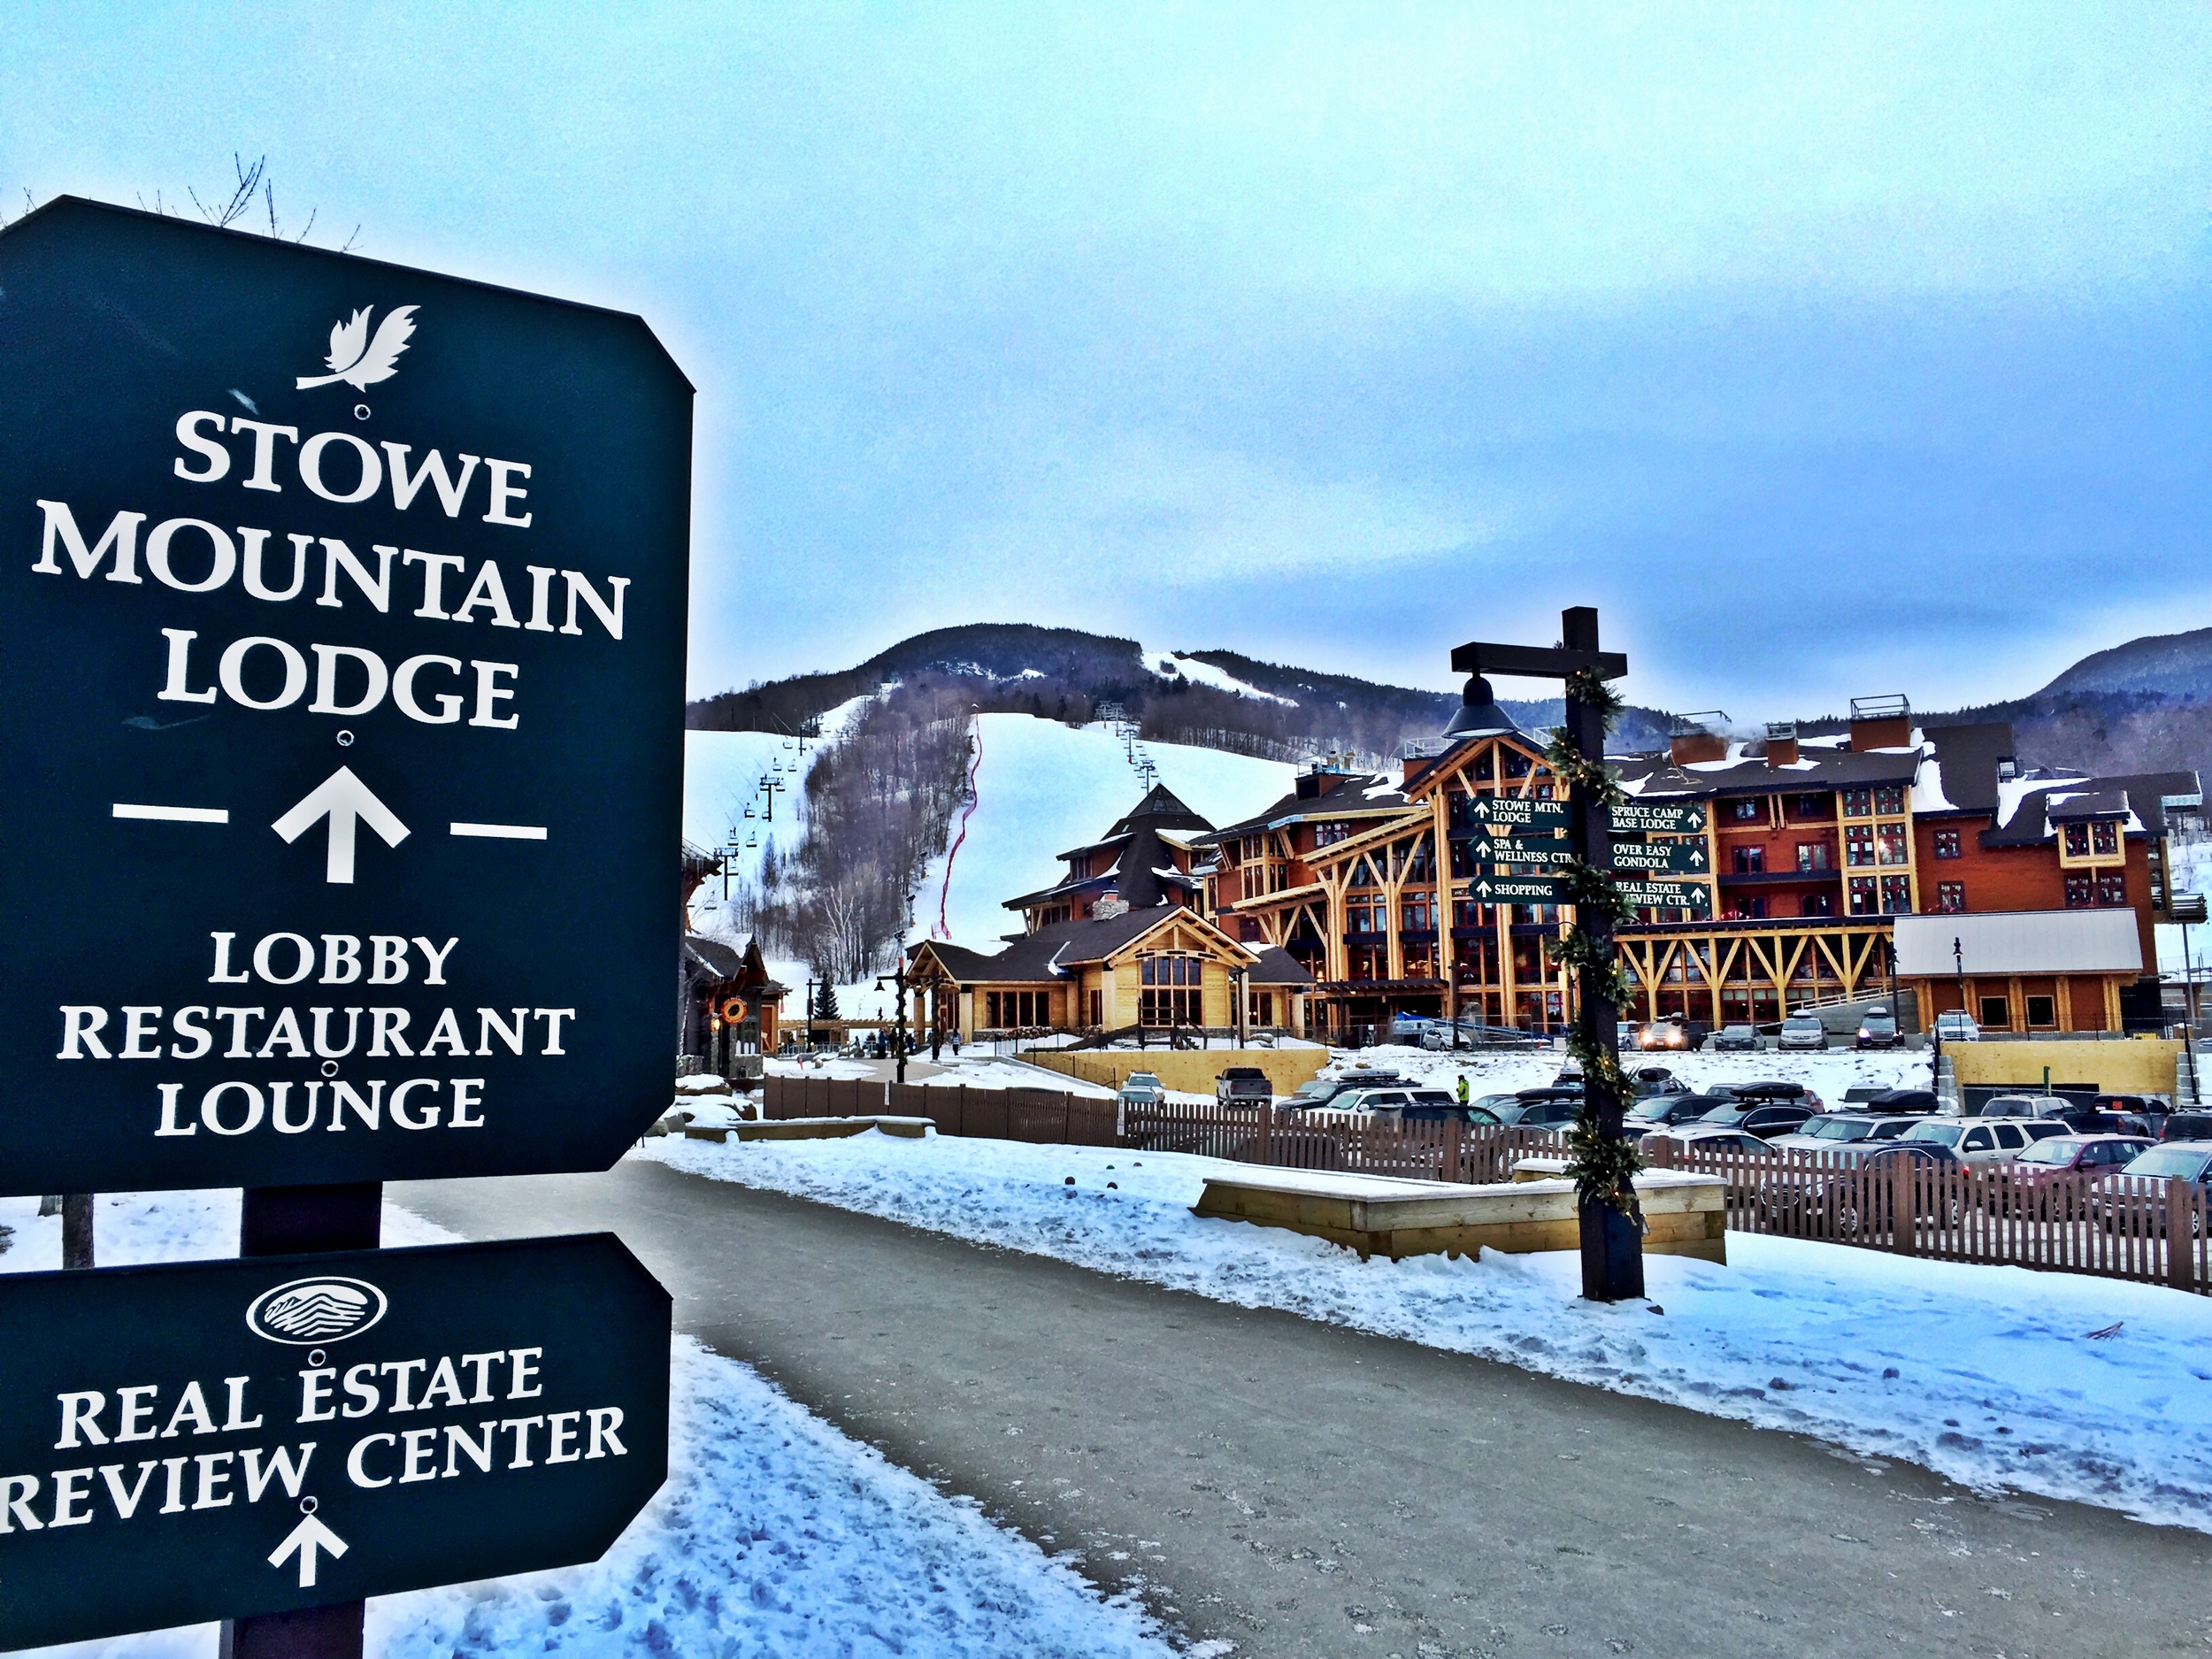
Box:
920 714 1296 948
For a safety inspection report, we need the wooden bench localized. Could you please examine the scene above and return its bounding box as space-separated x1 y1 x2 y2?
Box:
1190 1165 1726 1263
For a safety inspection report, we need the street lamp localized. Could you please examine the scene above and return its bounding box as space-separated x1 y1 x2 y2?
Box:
875 939 912 1086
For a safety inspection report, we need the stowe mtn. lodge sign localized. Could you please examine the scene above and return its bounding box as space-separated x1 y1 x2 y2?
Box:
0 199 691 1194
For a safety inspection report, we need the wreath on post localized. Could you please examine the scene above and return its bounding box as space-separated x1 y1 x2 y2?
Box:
1545 667 1643 1219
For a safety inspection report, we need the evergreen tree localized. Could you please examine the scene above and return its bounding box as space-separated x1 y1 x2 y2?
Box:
814 979 841 1020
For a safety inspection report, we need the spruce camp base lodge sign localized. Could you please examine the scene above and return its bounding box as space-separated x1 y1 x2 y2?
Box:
0 1235 670 1650
0 199 691 1193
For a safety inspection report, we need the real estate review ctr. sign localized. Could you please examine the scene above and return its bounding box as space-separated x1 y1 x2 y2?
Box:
0 1234 670 1650
0 199 693 1193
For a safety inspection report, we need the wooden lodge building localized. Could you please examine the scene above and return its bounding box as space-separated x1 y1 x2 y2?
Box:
909 786 1314 1040
1194 693 2200 1041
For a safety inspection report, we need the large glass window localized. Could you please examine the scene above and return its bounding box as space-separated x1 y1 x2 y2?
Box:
1937 880 1964 913
1845 825 1875 867
1874 785 1906 815
1933 829 1961 859
1848 876 1878 915
1879 875 1913 914
2096 872 2127 907
1734 846 1765 874
2092 821 2119 856
2064 872 2094 908
1138 953 1202 1025
2063 824 2090 858
1796 841 1832 872
1731 799 1763 823
1842 789 1872 818
1876 825 1909 865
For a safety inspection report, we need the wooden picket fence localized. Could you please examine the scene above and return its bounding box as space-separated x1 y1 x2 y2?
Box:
1647 1137 2211 1294
757 1074 2211 1294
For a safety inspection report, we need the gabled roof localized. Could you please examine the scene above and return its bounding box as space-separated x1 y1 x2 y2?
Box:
1248 945 1316 987
1609 743 1920 798
1018 786 1217 913
1193 770 1409 843
915 907 1255 985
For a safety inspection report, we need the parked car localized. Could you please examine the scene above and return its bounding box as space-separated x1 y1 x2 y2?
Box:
1901 1116 2067 1164
1696 1098 1816 1139
1653 1124 1772 1157
2001 1134 2157 1216
1776 1013 1828 1052
1624 1092 1729 1130
1491 1088 1583 1128
1766 1113 1920 1156
1118 1071 1166 1108
1628 1064 1689 1097
2091 1142 2212 1235
2162 1110 2212 1143
1855 1008 1904 1050
1400 1093 1507 1128
1709 1023 1761 1052
1932 1010 1981 1042
1283 1070 1404 1111
1215 1065 1274 1107
1636 1015 1709 1053
1760 1141 1964 1233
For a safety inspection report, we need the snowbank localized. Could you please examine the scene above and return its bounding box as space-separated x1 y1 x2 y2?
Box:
641 1129 2212 1534
0 1193 1177 1659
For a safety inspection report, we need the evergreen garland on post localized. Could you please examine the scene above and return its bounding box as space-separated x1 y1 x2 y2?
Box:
1546 667 1643 1218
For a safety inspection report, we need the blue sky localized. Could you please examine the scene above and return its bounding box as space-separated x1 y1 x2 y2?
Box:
6 4 2207 716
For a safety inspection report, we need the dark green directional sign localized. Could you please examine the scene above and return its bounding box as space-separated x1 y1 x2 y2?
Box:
1613 877 1714 916
0 1233 669 1650
1608 800 1706 835
0 199 692 1194
1468 874 1568 905
1607 839 1710 876
1467 833 1574 871
1462 795 1571 831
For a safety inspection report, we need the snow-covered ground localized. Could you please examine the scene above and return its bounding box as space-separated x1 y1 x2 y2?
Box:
918 714 1294 951
0 1192 1179 1659
642 1128 2212 1534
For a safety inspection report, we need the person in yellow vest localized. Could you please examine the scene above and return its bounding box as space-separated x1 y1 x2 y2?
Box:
1455 1073 1471 1106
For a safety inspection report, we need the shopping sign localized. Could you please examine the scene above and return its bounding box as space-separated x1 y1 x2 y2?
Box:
0 200 691 1193
1468 875 1567 906
1608 800 1705 835
1606 839 1709 876
1460 795 1571 831
0 1233 669 1649
1613 877 1714 916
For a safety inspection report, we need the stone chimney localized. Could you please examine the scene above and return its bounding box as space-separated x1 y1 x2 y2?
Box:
1764 721 1799 768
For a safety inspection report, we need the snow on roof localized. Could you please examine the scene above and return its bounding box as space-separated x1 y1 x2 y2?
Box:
1909 751 1955 814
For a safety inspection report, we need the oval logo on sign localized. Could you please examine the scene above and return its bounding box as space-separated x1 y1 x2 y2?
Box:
246 1277 388 1345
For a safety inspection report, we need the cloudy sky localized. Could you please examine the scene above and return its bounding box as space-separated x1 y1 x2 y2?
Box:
7 4 2207 717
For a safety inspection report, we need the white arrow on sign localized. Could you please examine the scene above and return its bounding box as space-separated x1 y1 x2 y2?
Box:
268 1511 349 1588
272 766 410 884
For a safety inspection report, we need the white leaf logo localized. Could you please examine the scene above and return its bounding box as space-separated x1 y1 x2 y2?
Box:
296 303 419 391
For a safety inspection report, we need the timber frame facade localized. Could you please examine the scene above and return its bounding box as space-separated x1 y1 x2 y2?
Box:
1198 704 2200 1040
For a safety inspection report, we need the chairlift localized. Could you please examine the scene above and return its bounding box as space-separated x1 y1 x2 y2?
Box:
745 833 758 849
742 805 755 818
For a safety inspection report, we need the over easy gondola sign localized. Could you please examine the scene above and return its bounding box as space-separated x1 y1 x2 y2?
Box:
0 1236 671 1648
0 199 692 1193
